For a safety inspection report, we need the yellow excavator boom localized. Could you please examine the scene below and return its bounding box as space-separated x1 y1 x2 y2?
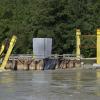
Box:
0 35 17 70
0 43 5 56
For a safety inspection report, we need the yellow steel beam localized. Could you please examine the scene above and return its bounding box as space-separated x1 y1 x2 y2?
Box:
97 29 100 64
76 29 81 58
0 43 5 56
0 35 17 70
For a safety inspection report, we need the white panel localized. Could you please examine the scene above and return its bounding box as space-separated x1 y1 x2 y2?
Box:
45 38 52 58
33 38 52 59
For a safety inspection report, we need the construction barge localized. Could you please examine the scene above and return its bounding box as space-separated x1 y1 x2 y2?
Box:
1 29 100 71
6 54 81 70
0 36 81 71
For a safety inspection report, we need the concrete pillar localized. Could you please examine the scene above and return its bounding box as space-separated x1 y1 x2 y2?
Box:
97 29 100 64
76 29 81 58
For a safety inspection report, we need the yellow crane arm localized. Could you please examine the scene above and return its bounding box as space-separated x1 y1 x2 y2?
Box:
0 35 17 70
0 44 5 56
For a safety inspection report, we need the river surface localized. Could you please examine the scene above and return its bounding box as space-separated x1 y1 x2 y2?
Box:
0 69 100 100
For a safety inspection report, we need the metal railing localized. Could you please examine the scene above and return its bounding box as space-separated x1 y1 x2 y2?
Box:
9 54 79 60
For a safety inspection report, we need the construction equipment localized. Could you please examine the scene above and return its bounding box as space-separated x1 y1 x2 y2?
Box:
0 35 17 70
0 43 5 56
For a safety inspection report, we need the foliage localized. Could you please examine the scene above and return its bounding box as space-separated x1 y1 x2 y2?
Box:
0 0 100 57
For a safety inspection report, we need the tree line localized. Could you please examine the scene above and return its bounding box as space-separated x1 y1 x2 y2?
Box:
0 0 100 57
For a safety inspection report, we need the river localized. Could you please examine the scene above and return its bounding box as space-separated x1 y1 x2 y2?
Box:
0 69 100 100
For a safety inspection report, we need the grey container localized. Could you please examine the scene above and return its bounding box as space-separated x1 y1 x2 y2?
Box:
33 38 52 59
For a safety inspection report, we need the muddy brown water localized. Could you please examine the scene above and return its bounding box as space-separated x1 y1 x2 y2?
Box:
0 69 100 100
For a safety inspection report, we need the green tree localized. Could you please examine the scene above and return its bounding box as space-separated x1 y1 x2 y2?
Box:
0 0 99 57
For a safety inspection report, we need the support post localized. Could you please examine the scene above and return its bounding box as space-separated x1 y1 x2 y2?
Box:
76 29 81 58
97 29 100 64
0 35 17 70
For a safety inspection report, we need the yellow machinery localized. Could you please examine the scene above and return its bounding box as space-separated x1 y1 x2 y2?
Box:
0 43 5 56
76 29 81 58
0 43 5 65
76 29 100 65
0 35 17 70
97 29 100 64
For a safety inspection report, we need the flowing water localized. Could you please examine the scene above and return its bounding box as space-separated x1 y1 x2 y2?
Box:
0 69 100 100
